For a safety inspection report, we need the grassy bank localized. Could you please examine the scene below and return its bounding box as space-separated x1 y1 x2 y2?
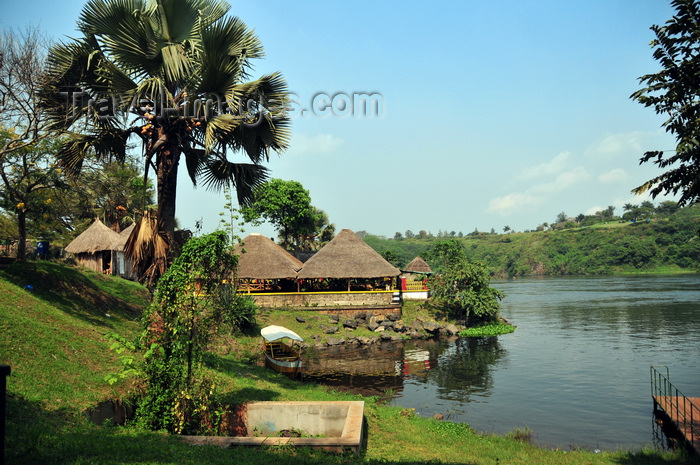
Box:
2 262 697 464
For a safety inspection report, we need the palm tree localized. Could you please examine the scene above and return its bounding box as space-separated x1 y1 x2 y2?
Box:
39 0 290 280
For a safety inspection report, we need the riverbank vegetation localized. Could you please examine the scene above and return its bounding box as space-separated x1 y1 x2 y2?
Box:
364 202 700 277
2 261 697 464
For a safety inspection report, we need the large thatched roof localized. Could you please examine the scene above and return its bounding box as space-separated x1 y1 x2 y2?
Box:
233 233 303 279
65 218 120 254
404 256 432 273
297 229 400 279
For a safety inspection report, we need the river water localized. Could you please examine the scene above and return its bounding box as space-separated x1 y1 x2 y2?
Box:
302 275 700 451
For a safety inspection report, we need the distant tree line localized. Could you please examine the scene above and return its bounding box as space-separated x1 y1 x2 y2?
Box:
363 203 700 276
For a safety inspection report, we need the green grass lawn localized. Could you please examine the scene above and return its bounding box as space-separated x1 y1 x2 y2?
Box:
2 261 697 464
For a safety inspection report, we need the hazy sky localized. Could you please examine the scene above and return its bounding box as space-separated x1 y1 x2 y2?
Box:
2 0 679 237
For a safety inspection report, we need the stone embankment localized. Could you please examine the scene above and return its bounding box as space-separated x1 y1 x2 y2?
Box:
295 312 465 350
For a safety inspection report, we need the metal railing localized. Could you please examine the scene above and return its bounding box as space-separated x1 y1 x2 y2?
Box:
651 365 698 452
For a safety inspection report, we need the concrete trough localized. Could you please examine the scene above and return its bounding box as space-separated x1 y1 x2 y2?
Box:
181 401 365 454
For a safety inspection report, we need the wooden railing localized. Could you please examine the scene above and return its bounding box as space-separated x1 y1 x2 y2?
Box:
404 281 428 291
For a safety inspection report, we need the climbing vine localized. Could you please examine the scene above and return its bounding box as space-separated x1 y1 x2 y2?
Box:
136 231 248 434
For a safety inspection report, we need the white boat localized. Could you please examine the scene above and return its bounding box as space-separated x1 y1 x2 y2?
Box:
261 325 304 379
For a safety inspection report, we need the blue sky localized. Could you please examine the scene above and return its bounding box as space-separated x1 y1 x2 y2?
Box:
2 0 679 237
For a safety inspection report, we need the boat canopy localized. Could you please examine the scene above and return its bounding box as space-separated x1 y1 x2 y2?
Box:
261 325 304 342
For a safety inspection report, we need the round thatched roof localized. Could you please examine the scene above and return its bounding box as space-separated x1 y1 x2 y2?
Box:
233 233 304 279
110 223 135 252
297 229 400 279
404 256 433 273
65 218 121 254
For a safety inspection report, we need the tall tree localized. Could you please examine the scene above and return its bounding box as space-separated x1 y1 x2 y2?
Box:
0 28 57 259
240 178 326 250
39 0 290 280
76 155 155 231
0 28 53 164
0 128 65 260
631 0 700 205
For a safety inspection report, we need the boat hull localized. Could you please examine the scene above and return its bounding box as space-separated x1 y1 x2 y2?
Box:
264 352 303 377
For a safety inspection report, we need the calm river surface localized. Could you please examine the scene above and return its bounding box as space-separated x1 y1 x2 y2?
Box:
303 275 700 451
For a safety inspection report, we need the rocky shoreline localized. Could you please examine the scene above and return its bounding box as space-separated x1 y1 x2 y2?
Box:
294 312 465 350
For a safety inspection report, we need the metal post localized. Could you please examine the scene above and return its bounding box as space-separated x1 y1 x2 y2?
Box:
0 365 10 465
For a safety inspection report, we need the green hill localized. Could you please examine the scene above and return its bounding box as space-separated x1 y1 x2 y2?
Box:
365 205 700 277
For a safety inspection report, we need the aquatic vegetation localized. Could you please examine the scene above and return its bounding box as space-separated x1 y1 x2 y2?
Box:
458 322 515 337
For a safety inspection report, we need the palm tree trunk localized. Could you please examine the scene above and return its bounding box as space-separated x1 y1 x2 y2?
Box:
156 137 181 254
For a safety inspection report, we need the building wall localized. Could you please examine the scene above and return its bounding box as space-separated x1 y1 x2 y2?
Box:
402 290 431 300
75 252 105 273
248 291 401 317
250 290 395 307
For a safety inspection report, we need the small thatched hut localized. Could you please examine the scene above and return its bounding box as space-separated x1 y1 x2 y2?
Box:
65 218 121 274
400 256 432 298
233 233 304 292
404 256 432 274
297 229 400 291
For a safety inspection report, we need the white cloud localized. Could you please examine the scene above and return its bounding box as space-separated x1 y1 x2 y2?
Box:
487 192 540 213
531 166 590 194
589 131 646 156
518 151 570 180
289 133 344 155
598 168 627 184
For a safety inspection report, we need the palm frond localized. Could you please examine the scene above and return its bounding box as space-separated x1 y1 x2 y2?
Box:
124 210 169 284
182 146 206 185
152 0 207 43
204 113 244 151
195 15 263 96
159 43 192 84
199 159 268 205
56 129 132 175
78 0 148 36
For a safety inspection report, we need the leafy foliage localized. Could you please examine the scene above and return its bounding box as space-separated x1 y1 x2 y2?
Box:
631 0 700 205
0 128 67 259
135 231 255 434
459 323 515 337
241 178 334 250
426 240 504 324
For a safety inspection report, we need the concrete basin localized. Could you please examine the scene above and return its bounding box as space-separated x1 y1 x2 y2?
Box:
181 401 365 453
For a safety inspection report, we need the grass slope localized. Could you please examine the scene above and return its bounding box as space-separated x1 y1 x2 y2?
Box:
1 262 697 464
0 262 148 407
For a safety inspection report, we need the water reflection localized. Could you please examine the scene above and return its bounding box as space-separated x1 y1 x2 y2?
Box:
303 336 506 404
303 341 404 398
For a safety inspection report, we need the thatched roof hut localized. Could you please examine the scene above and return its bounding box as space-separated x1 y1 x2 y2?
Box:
404 256 432 273
297 229 400 280
65 218 121 274
65 218 120 254
233 233 303 280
